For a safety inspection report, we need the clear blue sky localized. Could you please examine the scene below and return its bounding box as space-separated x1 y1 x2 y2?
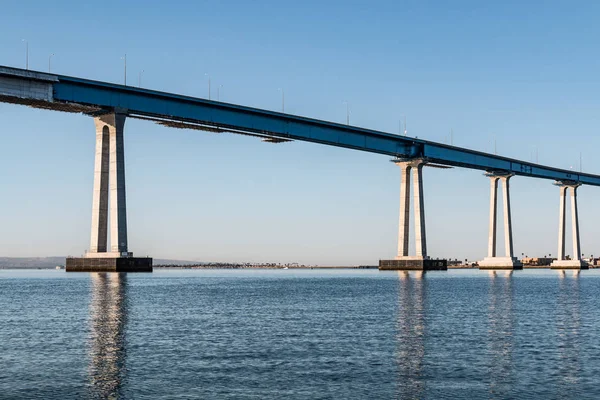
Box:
2 0 600 264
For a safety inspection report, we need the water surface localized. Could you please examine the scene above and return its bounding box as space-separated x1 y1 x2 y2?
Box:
1 268 600 399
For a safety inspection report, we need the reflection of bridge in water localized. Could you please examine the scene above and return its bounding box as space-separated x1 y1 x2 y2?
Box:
556 270 582 395
394 270 518 398
393 270 590 398
486 270 515 396
395 271 426 398
87 273 128 398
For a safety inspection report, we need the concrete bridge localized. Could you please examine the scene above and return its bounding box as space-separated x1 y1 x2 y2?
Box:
0 65 595 271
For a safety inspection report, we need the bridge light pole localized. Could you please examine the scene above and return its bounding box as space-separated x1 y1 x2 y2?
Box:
22 39 28 70
138 70 144 88
343 101 350 125
205 73 211 100
218 84 223 101
278 88 285 112
121 54 127 86
48 53 54 73
399 115 407 135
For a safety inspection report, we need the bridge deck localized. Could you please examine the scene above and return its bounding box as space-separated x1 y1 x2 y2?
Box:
1 65 598 186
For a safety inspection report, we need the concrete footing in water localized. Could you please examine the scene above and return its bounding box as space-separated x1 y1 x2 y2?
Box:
379 258 447 271
66 257 153 272
550 260 589 270
478 256 523 270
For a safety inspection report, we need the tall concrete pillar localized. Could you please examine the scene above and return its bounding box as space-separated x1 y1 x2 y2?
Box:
501 176 514 258
90 120 110 253
487 177 499 258
479 172 521 269
106 113 128 254
383 159 446 270
67 112 152 272
550 182 586 269
413 162 427 258
87 112 128 256
570 186 581 261
557 186 567 261
397 163 411 257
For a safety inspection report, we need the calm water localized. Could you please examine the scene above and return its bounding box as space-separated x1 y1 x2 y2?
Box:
1 268 600 399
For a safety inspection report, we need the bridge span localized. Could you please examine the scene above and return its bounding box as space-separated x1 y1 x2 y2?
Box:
0 65 593 270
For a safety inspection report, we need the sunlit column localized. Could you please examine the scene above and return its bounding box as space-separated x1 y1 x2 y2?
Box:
107 113 128 254
570 186 581 261
397 163 412 257
557 185 567 261
501 176 514 258
487 176 499 257
413 162 427 258
90 118 110 253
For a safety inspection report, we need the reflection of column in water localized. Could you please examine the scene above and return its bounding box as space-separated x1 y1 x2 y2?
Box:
555 270 581 394
395 271 426 398
487 270 514 396
88 272 128 398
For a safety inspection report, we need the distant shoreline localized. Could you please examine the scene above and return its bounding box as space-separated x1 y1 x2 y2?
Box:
153 265 379 269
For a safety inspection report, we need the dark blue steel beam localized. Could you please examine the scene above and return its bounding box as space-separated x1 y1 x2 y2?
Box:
2 65 599 186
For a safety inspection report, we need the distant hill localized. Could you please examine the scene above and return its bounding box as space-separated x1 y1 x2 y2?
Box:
0 257 201 269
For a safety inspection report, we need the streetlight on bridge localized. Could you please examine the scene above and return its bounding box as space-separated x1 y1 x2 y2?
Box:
22 39 28 70
278 88 285 112
343 101 350 125
205 73 211 100
121 54 127 86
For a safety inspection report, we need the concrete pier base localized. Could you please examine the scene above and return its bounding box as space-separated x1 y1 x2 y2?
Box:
550 259 589 270
379 258 447 271
66 257 153 272
551 182 587 270
478 256 523 270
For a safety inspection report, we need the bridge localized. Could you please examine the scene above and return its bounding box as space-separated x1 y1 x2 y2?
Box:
0 65 593 270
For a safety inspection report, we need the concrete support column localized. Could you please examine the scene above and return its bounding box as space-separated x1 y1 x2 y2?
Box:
397 163 411 257
383 158 446 270
487 177 499 257
68 112 153 272
106 113 128 254
570 186 581 261
413 163 427 258
88 112 128 256
550 182 586 269
557 186 567 261
478 172 521 269
501 176 514 258
90 120 110 253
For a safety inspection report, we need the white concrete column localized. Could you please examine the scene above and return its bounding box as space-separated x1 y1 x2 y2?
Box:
106 113 128 254
479 173 521 269
413 163 427 258
397 163 411 257
551 183 586 269
501 176 514 258
90 120 110 253
557 186 567 261
570 186 581 261
487 177 499 257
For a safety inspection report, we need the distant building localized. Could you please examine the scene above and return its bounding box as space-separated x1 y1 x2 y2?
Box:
521 257 554 266
587 258 600 266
